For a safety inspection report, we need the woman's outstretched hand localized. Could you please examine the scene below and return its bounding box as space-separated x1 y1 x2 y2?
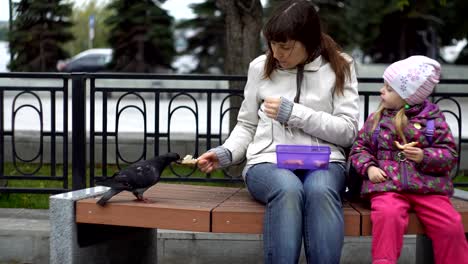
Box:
197 152 220 173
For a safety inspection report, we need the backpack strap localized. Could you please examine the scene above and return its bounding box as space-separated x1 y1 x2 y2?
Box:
372 119 435 147
425 119 435 144
372 125 380 148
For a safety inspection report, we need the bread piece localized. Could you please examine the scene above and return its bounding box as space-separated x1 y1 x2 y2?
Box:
394 141 418 150
181 154 198 165
283 159 304 166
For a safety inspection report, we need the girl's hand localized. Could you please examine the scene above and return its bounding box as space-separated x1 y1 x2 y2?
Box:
263 97 281 119
367 166 387 183
197 152 220 173
403 147 424 163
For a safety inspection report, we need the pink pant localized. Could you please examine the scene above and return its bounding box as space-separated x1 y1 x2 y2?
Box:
370 192 468 264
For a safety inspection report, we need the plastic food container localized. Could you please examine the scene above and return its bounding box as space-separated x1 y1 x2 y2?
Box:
276 144 331 170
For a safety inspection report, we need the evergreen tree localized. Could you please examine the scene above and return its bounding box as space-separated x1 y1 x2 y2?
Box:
8 0 74 72
176 0 225 73
105 0 175 72
263 0 468 64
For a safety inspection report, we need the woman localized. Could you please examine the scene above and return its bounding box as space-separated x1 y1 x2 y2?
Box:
198 0 360 263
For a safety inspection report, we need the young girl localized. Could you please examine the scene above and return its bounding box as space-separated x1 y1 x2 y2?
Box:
349 55 468 264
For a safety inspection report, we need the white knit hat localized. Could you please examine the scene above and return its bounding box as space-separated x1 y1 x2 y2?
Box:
383 55 441 105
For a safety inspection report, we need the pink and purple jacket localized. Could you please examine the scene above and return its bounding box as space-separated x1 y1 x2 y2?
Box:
349 100 458 197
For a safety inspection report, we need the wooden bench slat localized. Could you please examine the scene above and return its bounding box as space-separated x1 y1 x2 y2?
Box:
76 183 240 232
76 203 211 231
116 191 234 201
211 189 362 236
343 201 362 236
212 189 264 233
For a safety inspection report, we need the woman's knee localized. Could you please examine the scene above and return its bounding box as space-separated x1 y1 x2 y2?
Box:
271 181 304 204
304 182 332 198
303 173 342 202
303 164 345 199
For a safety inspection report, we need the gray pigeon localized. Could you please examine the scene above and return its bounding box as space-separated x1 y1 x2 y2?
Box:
95 152 180 206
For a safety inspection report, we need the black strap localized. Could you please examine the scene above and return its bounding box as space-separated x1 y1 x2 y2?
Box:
294 64 304 103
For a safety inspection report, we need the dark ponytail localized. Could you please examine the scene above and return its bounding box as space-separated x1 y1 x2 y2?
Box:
320 33 351 96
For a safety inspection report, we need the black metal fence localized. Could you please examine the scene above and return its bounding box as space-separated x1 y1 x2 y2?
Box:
0 72 467 194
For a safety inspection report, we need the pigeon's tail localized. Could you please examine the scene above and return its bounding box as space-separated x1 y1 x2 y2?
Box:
96 189 122 206
95 173 118 187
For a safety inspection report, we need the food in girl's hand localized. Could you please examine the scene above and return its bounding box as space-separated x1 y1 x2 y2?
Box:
394 141 418 150
283 159 304 166
181 154 198 165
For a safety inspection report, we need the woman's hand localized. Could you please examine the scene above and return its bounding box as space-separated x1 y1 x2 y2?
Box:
263 97 281 119
367 166 387 183
197 152 220 173
403 147 424 163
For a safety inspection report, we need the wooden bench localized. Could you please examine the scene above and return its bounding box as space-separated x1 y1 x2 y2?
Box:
49 183 468 264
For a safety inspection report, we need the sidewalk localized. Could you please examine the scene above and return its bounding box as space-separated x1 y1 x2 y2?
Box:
0 208 417 264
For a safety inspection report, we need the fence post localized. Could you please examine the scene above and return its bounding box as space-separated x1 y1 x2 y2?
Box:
72 74 87 190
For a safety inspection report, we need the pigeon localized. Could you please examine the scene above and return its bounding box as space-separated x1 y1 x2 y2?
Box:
95 152 180 206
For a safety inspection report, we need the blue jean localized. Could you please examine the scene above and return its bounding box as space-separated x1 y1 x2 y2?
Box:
245 162 346 264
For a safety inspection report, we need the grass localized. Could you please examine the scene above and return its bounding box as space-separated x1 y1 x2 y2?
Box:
0 162 245 209
1 163 467 209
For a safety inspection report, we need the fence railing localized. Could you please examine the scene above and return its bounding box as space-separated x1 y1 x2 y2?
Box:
0 72 467 194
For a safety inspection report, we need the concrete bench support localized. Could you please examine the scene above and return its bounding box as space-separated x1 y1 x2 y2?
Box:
49 187 157 264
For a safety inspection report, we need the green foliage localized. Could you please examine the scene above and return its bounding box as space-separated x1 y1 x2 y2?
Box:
434 0 468 64
336 0 468 63
396 0 410 10
262 0 468 63
105 0 175 72
175 0 224 73
64 0 112 56
8 0 74 71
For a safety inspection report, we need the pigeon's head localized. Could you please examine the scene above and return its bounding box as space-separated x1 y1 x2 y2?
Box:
164 152 181 163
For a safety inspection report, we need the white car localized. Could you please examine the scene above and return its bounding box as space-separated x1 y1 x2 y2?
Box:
56 48 112 72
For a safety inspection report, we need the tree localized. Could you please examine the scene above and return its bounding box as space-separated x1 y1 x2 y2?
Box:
8 0 74 71
435 0 468 64
176 0 225 73
216 0 263 75
263 0 283 19
319 0 468 63
65 0 112 56
105 0 175 72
